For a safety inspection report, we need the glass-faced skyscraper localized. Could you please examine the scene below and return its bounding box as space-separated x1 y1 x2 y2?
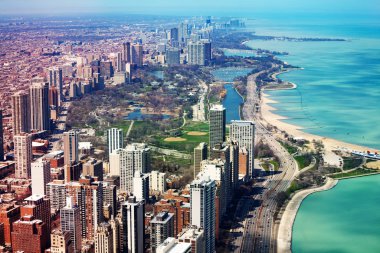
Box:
209 104 226 150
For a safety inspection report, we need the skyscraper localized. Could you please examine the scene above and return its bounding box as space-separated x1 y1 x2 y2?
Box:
122 42 131 63
132 171 149 201
131 44 143 67
109 143 150 193
48 67 63 105
30 81 50 131
95 223 114 253
0 110 3 161
170 28 179 43
190 178 216 253
11 91 31 135
149 171 167 194
46 180 67 212
66 178 104 241
61 197 82 253
122 196 145 253
209 104 226 150
31 159 51 196
103 183 117 219
194 142 208 177
187 41 206 65
63 130 79 166
107 128 124 156
166 48 180 65
150 212 175 252
14 133 33 179
230 120 255 178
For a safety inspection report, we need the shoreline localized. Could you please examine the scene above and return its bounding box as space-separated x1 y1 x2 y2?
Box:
277 177 338 253
259 91 374 153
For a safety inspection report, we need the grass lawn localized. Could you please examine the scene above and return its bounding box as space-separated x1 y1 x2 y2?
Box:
295 155 313 170
330 168 378 179
270 160 280 171
343 157 363 170
279 141 298 154
110 121 132 133
151 121 210 153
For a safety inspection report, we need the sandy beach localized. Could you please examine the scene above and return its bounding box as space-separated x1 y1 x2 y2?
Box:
259 92 374 153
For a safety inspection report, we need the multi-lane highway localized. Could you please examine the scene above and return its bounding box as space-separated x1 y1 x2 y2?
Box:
234 73 299 253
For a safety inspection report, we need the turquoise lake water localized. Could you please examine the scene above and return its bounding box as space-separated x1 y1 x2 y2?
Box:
231 16 380 253
292 174 380 253
242 18 380 150
211 67 250 123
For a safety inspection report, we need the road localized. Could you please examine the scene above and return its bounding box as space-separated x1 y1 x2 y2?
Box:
231 73 299 253
50 101 71 151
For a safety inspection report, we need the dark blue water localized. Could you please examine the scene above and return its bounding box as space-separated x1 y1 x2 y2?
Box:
125 109 171 120
211 67 250 123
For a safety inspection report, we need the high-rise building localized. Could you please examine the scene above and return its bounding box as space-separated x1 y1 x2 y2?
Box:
50 229 74 253
103 183 117 219
178 23 189 43
170 28 179 43
11 216 49 253
149 170 167 194
14 133 33 179
177 226 205 253
166 48 180 65
190 177 216 253
11 91 31 135
21 195 51 234
199 159 228 238
122 42 131 63
46 180 67 212
154 199 190 236
95 223 113 253
239 147 249 180
116 52 123 72
61 197 82 253
201 40 212 65
121 196 145 253
48 67 63 104
63 130 79 166
109 217 120 253
131 44 143 67
0 203 20 246
109 143 150 193
187 41 206 65
150 211 175 252
66 178 104 241
0 110 3 161
30 81 50 131
31 159 51 196
194 142 208 177
82 159 103 181
230 120 255 178
49 85 59 109
107 128 124 156
209 104 226 150
132 172 149 201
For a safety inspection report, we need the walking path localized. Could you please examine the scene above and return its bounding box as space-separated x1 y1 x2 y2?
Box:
126 120 134 138
277 177 338 253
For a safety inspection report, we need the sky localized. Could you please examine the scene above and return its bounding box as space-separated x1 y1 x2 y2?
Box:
0 0 379 17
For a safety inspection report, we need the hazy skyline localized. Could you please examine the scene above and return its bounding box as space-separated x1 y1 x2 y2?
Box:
0 0 379 16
